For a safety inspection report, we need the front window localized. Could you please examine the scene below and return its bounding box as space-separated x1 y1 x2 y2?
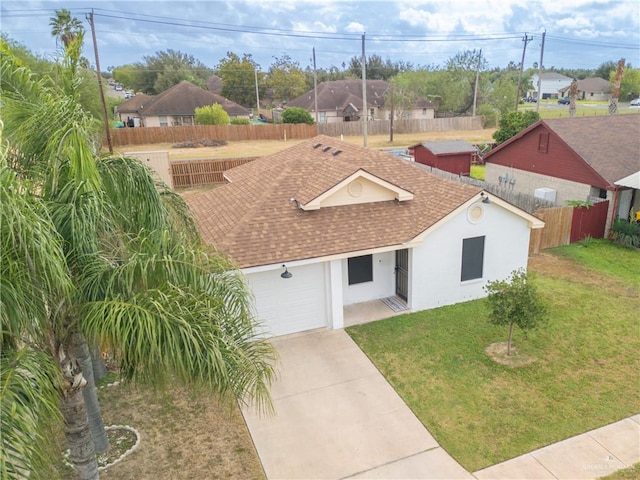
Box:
348 255 373 285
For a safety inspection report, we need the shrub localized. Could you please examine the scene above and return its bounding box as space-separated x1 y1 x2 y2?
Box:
231 118 250 125
477 104 498 128
610 219 640 248
195 104 230 125
281 107 314 124
492 110 540 144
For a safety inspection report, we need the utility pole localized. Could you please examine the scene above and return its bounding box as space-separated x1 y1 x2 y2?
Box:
515 33 533 111
361 33 368 147
254 68 260 115
87 10 113 153
313 47 319 131
472 49 482 117
389 83 394 142
536 30 545 112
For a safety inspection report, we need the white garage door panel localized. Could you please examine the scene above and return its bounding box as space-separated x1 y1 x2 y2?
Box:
246 263 327 337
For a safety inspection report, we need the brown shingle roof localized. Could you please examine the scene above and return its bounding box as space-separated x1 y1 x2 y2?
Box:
286 80 434 113
559 77 611 94
543 115 639 184
116 93 153 113
186 135 481 268
140 80 249 117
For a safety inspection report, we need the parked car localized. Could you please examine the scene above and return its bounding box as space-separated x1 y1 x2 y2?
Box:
630 98 640 107
558 97 571 105
114 84 123 91
124 91 133 99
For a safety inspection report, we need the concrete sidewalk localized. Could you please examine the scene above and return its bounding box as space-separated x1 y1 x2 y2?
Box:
242 328 472 479
243 328 639 479
473 414 640 480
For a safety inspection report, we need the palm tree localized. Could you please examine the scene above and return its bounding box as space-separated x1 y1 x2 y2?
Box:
49 8 84 48
1 151 72 480
0 37 276 480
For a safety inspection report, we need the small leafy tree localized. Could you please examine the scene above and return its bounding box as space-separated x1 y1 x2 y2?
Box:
282 107 314 124
484 269 547 356
195 103 230 125
492 110 540 144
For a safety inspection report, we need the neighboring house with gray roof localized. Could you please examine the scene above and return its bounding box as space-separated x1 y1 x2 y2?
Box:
185 135 543 337
408 140 478 176
558 77 611 101
286 80 436 123
116 80 250 127
530 72 574 99
483 115 640 233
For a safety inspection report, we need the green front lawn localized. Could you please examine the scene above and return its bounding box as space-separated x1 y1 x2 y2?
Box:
347 241 639 472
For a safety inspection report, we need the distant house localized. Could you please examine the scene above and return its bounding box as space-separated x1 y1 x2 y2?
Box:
408 140 478 176
185 135 543 337
115 93 152 127
116 80 250 127
286 80 436 123
558 77 611 101
530 72 573 99
483 115 640 234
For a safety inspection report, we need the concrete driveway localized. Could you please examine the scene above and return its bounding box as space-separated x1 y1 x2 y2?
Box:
242 329 472 479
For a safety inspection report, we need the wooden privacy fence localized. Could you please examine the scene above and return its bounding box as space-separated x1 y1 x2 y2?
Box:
529 207 573 254
529 200 609 254
107 116 483 147
110 124 317 147
171 157 257 188
317 117 483 137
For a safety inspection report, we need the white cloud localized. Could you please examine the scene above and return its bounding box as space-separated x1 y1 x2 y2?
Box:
346 21 365 33
290 21 337 33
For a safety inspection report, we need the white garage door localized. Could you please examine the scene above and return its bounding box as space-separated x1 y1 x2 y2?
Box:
245 263 328 337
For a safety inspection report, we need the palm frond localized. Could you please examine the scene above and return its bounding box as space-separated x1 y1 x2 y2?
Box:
1 44 102 192
81 280 276 413
0 347 63 480
0 160 71 340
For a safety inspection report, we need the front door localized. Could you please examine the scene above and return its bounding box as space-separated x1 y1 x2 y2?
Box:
395 249 409 301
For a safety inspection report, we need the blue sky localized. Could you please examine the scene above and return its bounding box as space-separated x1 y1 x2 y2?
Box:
2 0 639 72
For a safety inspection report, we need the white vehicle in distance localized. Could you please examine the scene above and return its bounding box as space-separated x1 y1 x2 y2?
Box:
114 84 123 91
630 98 640 107
124 91 133 99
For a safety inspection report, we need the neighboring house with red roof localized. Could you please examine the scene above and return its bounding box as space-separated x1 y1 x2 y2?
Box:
558 77 612 101
115 80 250 127
483 115 640 233
185 135 543 337
286 80 436 124
408 140 478 176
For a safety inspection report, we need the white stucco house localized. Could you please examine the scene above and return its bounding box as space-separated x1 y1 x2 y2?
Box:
530 72 574 99
186 135 544 337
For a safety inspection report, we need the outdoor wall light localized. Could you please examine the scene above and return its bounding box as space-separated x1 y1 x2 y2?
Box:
281 264 293 279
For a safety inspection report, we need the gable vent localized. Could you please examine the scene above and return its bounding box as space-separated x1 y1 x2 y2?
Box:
322 146 332 152
312 143 322 149
332 149 342 156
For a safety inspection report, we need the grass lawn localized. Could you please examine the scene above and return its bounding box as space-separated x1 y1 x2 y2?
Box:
519 101 640 119
347 240 640 472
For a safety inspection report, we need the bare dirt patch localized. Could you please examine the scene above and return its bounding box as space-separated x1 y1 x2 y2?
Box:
113 129 497 160
528 251 632 295
96 383 265 480
485 342 537 367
